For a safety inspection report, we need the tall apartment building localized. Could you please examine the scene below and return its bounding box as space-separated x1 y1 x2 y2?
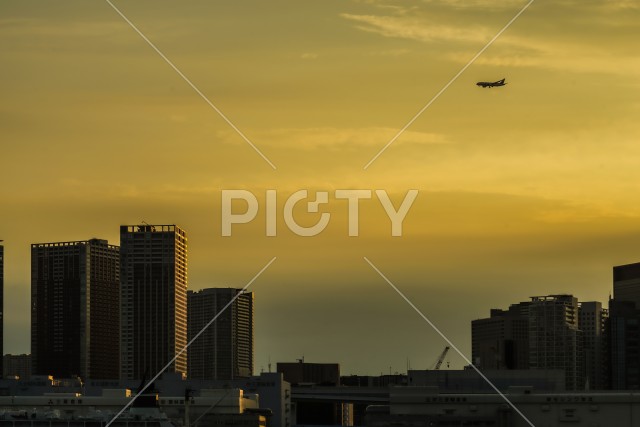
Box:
120 225 188 380
472 302 530 370
529 295 584 390
187 288 253 380
31 239 120 379
578 301 607 390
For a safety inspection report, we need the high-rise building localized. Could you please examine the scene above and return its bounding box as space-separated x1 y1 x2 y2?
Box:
613 262 640 308
120 225 188 380
187 288 253 380
31 239 120 379
607 299 640 389
578 301 607 390
529 295 584 390
472 303 530 370
608 262 640 390
472 294 591 390
0 241 3 366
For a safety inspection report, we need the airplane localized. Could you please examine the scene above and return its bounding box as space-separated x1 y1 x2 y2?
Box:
476 78 506 88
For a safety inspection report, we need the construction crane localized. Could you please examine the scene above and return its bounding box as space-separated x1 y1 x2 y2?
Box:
432 346 450 370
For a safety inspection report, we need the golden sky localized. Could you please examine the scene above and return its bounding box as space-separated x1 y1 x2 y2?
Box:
1 0 640 374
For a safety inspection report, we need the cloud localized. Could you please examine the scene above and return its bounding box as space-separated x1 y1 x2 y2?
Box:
420 0 529 10
340 6 640 77
445 39 640 76
366 48 411 56
0 18 127 38
555 0 640 10
341 13 489 43
359 0 639 12
216 126 448 150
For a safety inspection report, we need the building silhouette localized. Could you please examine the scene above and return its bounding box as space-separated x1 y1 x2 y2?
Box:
4 354 31 380
613 262 640 308
187 288 253 380
606 263 640 390
277 361 340 386
120 225 188 380
607 299 640 389
277 361 342 425
578 301 607 390
472 302 530 370
31 239 119 379
529 295 584 390
473 294 586 390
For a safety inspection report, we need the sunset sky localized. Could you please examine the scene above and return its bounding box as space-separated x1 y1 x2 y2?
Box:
1 0 640 375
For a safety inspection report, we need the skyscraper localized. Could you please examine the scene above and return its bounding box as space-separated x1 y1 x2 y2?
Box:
472 302 530 370
529 295 584 390
187 288 253 380
613 262 640 308
608 262 640 390
120 225 188 380
31 239 120 379
607 299 640 389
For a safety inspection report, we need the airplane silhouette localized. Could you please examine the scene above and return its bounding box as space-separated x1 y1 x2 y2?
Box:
476 78 506 88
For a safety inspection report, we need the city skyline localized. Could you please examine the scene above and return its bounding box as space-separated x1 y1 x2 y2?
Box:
1 225 634 377
1 0 640 376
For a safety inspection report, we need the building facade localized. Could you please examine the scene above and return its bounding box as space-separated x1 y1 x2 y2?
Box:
187 288 254 380
366 387 640 427
120 225 188 380
613 262 640 308
3 354 31 380
277 362 340 386
31 239 120 379
607 262 640 390
578 301 607 390
472 303 530 370
529 295 584 391
607 299 640 389
408 369 565 392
